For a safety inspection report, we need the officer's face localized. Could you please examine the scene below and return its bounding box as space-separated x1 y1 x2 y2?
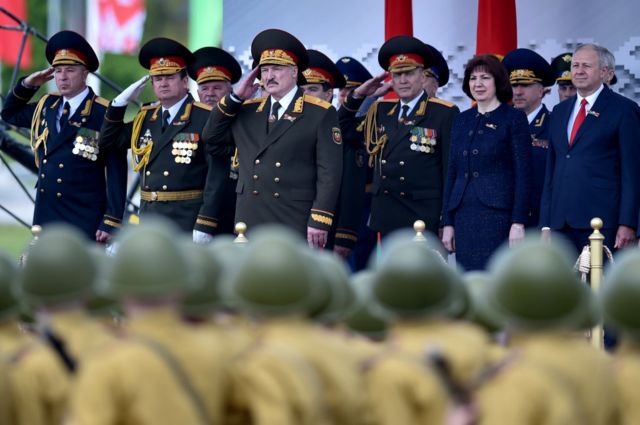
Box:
512 83 544 114
260 64 297 100
54 65 88 98
301 83 333 103
391 67 426 102
557 82 577 102
197 80 232 107
423 76 439 98
469 68 497 103
571 47 606 96
151 73 189 107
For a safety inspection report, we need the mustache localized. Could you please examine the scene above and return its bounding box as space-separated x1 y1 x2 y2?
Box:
265 79 278 86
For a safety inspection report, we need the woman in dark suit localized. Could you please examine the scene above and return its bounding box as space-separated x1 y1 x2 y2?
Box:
441 55 531 270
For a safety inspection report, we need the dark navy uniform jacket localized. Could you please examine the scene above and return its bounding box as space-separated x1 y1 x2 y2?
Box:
1 80 127 239
528 104 550 228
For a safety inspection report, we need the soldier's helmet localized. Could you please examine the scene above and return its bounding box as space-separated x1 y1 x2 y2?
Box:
371 240 466 320
600 250 640 339
462 272 503 333
487 236 591 330
225 225 319 317
86 245 122 319
20 224 96 306
308 250 355 324
181 241 224 318
109 218 189 297
344 271 388 340
0 250 18 320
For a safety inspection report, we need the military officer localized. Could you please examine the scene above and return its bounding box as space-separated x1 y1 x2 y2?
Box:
203 29 343 248
502 48 555 228
551 52 577 102
99 38 228 241
187 46 243 234
1 30 127 242
423 43 451 98
339 36 459 237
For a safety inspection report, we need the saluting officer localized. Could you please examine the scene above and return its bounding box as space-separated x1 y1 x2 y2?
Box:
502 48 555 228
100 38 228 242
187 46 243 234
339 36 459 237
1 30 127 242
203 29 343 249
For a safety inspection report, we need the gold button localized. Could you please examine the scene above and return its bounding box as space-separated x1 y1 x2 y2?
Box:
274 192 280 198
252 190 259 195
40 173 45 178
57 178 62 183
381 160 387 165
144 185 150 190
275 162 282 168
40 189 44 193
399 176 405 181
253 174 259 180
151 191 158 201
162 185 167 190
255 159 260 165
146 171 151 176
59 163 64 168
43 159 47 164
382 175 387 179
163 171 169 176
383 190 389 195
400 192 405 197
56 192 62 198
399 161 405 166
274 177 280 183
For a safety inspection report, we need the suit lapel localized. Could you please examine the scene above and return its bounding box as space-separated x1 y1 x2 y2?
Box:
256 88 304 157
149 95 193 164
569 86 610 149
385 92 429 157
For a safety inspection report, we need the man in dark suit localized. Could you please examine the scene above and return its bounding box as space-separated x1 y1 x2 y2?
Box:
99 38 229 242
1 30 127 242
338 36 459 236
202 29 343 248
540 43 640 253
503 48 555 228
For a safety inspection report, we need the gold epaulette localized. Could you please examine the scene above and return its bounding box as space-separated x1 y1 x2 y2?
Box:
303 94 331 109
141 101 160 111
377 99 397 102
428 97 456 108
193 101 212 111
243 98 264 105
94 96 110 107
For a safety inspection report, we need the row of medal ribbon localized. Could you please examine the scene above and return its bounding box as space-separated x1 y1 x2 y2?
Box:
409 127 437 153
72 135 99 161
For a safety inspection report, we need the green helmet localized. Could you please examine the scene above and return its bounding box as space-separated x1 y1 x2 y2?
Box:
600 250 640 338
0 250 18 320
368 227 447 269
371 241 465 319
225 227 319 317
308 251 355 324
344 271 387 340
463 272 503 333
109 219 189 297
181 241 224 318
86 245 123 319
487 237 590 330
20 224 95 306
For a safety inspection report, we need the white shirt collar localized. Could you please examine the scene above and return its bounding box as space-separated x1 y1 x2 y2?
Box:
162 94 189 123
399 90 425 120
526 103 544 125
270 85 298 118
576 84 605 111
61 86 90 117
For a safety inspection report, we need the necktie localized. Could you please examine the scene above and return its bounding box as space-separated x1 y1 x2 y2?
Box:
399 104 410 123
268 101 281 133
162 109 171 133
57 102 70 132
569 98 588 145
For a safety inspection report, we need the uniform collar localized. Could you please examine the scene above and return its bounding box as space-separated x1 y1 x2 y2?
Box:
526 103 544 124
61 86 90 117
269 85 298 118
399 90 425 116
161 94 189 123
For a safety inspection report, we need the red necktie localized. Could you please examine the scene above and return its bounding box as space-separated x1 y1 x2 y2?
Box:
569 98 588 145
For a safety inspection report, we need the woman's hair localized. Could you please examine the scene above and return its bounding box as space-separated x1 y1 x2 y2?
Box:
462 54 512 103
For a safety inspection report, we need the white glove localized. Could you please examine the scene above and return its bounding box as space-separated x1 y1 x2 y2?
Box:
193 229 214 244
105 242 118 256
112 75 150 107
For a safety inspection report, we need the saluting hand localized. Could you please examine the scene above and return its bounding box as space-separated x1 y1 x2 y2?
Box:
113 75 149 106
24 67 55 87
233 67 261 101
353 72 389 99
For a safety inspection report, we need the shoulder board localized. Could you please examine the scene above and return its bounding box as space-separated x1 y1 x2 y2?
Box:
192 101 212 111
377 99 397 103
243 98 265 105
94 96 110 107
303 94 331 109
141 101 160 111
428 97 456 108
49 92 61 97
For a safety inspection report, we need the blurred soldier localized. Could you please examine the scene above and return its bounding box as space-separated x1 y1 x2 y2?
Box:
482 238 617 425
600 250 640 425
100 38 229 242
1 30 127 242
13 224 112 425
551 53 576 102
69 219 232 425
203 29 343 249
423 43 451 98
187 47 243 234
502 48 555 228
339 36 459 237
